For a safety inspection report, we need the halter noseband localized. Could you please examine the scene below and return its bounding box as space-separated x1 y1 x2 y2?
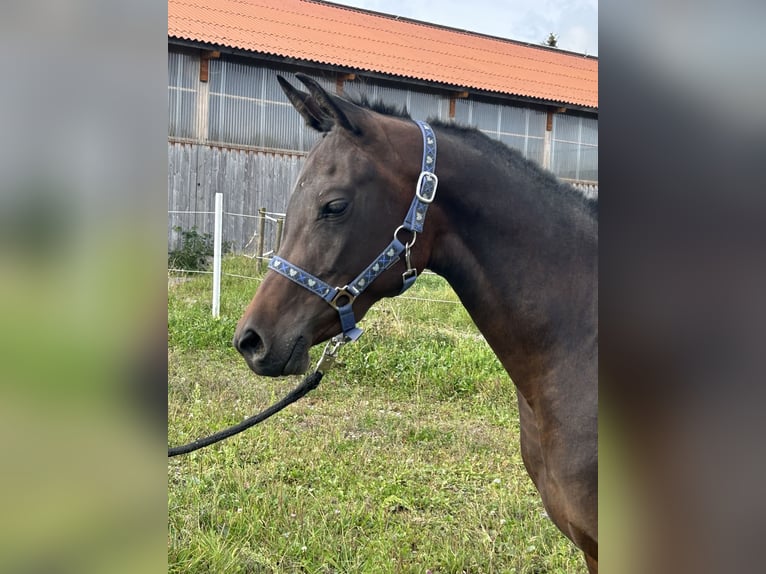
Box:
268 120 438 342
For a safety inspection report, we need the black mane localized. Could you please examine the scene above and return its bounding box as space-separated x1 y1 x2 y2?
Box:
431 120 598 218
347 95 597 218
350 93 411 118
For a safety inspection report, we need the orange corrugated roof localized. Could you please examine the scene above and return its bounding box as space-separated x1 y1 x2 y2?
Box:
168 0 598 109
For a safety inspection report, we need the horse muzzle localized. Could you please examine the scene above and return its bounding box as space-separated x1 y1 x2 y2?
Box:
233 325 311 376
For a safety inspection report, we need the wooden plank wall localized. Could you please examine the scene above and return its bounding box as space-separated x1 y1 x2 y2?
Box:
168 141 305 256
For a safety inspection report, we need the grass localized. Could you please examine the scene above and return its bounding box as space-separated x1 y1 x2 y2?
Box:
168 255 584 573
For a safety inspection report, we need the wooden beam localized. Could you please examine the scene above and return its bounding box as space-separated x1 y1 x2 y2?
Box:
546 106 568 129
448 91 469 119
336 73 356 95
198 50 220 83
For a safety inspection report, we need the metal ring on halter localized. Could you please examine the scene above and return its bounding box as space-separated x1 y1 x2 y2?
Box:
394 225 417 249
328 286 358 311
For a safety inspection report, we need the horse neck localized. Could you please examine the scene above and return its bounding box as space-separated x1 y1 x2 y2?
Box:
426 129 598 400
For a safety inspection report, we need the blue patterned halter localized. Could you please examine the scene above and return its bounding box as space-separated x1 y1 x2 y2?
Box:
268 120 438 342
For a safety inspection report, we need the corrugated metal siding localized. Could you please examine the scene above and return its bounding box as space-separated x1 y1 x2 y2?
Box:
344 79 448 122
208 62 331 151
407 90 448 122
455 99 548 166
168 52 198 139
552 114 598 181
168 50 596 172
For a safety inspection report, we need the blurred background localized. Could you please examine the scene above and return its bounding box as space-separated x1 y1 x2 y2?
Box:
599 1 766 572
0 1 166 572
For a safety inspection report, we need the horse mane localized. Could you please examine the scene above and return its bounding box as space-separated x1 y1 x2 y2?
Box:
431 120 598 218
347 96 597 218
350 93 411 118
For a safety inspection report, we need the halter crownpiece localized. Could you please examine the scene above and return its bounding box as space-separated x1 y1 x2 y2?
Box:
269 120 437 342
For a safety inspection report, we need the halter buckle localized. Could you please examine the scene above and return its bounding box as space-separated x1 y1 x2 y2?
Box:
416 171 438 203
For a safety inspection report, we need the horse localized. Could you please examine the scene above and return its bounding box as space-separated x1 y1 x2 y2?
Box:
233 74 598 572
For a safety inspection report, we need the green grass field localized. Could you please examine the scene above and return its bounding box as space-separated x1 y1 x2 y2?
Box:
168 256 584 573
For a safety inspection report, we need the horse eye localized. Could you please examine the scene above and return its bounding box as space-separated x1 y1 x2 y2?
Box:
321 199 349 218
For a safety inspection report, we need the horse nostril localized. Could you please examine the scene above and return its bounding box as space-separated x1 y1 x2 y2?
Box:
235 327 264 358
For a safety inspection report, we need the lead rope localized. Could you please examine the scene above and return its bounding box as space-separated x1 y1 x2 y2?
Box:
168 335 347 457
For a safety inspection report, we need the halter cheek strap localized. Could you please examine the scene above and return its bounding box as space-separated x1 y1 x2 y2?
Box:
269 120 438 342
404 122 438 234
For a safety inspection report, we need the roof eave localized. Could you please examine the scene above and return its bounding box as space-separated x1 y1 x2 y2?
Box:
168 36 598 113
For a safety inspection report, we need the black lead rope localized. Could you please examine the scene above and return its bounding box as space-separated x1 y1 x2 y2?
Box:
168 370 323 457
168 336 345 457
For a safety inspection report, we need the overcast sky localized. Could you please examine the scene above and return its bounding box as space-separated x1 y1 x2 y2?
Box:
331 0 598 56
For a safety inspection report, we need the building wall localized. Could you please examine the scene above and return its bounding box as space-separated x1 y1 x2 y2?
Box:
168 142 306 256
168 48 598 252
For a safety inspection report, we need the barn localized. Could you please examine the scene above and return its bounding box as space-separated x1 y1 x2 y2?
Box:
168 0 598 254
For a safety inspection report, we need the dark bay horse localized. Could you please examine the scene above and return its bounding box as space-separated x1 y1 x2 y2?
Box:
233 74 598 572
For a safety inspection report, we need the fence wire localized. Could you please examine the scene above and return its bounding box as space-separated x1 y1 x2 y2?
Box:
170 208 459 306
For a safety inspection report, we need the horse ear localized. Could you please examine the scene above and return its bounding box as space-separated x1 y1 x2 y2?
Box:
295 73 362 134
277 76 334 132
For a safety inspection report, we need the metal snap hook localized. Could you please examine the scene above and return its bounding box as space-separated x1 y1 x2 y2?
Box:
316 334 348 374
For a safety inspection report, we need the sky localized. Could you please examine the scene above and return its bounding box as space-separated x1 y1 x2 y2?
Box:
331 0 598 56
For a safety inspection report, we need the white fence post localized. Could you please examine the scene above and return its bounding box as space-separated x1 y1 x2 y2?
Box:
212 193 223 318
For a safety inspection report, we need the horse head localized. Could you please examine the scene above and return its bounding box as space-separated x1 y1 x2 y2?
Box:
233 74 435 376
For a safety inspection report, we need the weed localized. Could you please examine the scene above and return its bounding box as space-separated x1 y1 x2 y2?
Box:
168 226 232 272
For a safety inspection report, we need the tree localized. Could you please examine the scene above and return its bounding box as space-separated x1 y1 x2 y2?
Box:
544 33 558 48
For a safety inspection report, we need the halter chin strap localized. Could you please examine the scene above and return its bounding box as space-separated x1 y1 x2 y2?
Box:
269 120 438 342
